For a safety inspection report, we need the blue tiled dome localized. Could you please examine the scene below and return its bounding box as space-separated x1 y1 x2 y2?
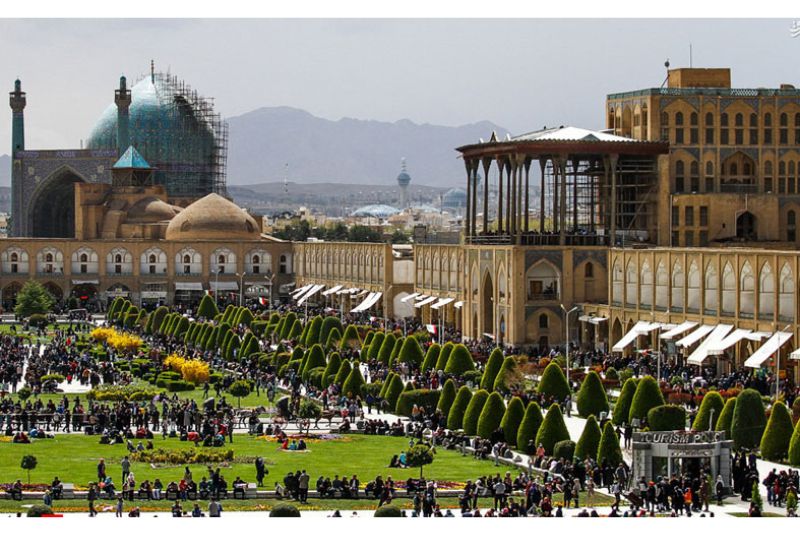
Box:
350 204 401 218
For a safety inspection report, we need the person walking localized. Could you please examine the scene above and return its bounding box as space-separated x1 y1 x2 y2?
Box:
121 456 130 484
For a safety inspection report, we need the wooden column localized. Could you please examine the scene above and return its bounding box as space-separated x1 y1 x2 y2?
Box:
471 163 478 237
496 158 504 234
482 158 491 234
539 158 546 232
510 161 517 237
558 157 567 246
610 154 619 245
524 158 531 233
572 158 579 232
464 159 472 238
553 159 559 234
505 161 512 236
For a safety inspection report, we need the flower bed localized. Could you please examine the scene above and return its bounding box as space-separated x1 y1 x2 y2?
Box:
130 448 234 465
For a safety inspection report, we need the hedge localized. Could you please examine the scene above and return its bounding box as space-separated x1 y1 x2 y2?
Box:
613 378 638 425
535 403 570 455
493 356 520 394
628 376 664 425
692 391 725 431
437 379 457 417
281 312 298 340
322 353 342 388
597 420 623 467
341 365 366 398
445 344 476 376
760 400 793 461
196 294 219 320
576 371 609 418
340 324 362 350
435 342 454 371
553 440 576 461
302 344 327 380
373 505 402 517
500 397 526 446
393 336 422 368
389 337 404 367
325 327 342 349
383 374 405 410
395 389 441 417
447 386 473 430
537 362 570 401
462 389 490 436
647 404 686 431
377 333 397 365
477 391 506 439
334 360 352 387
517 402 544 454
304 316 323 346
731 388 766 450
788 418 800 466
480 348 504 391
269 504 301 517
367 332 386 361
575 414 602 461
378 372 395 399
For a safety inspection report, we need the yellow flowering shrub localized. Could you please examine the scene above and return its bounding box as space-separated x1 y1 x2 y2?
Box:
91 327 142 352
164 353 209 384
90 327 115 342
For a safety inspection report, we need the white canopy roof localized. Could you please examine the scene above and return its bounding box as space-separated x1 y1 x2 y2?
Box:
415 295 439 308
589 316 608 325
789 347 800 360
291 284 312 297
297 284 325 305
706 329 770 356
611 320 651 353
350 292 375 313
322 285 343 296
686 324 734 365
660 321 698 340
400 292 420 303
453 301 464 309
431 297 455 309
351 292 382 313
209 281 239 291
337 287 359 295
175 282 203 291
744 332 793 368
675 324 715 348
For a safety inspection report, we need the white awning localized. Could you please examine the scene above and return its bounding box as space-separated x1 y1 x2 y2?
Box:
675 324 715 348
687 324 734 365
415 294 429 301
400 292 420 303
209 281 239 291
175 282 203 291
362 292 383 311
291 284 312 297
453 301 464 309
337 287 358 295
415 295 439 308
578 315 593 322
611 320 651 352
351 292 378 313
354 289 370 298
707 329 770 356
660 321 698 340
790 348 800 360
72 279 99 285
744 332 793 368
297 284 325 305
322 285 343 296
431 297 455 310
589 316 608 325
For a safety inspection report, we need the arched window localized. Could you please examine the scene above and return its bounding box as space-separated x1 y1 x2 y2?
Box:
280 253 293 274
675 160 685 193
765 160 774 193
705 112 714 144
584 262 593 278
720 113 729 145
539 314 549 329
764 112 773 144
71 247 98 274
705 263 718 313
141 248 166 275
675 111 685 144
788 210 797 242
759 263 775 317
690 160 700 192
705 161 715 192
749 113 758 144
780 112 789 144
740 261 755 316
779 264 795 321
721 262 736 315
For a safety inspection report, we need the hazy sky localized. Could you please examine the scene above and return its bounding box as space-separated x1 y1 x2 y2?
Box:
1 18 798 153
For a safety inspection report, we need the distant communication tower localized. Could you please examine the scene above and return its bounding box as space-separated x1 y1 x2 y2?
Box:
396 158 411 209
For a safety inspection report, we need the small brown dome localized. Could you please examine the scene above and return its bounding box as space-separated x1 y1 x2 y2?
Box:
126 196 182 223
165 193 260 241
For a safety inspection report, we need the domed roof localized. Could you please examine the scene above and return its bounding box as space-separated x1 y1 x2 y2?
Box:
350 204 401 218
165 193 260 240
442 187 467 207
126 196 182 223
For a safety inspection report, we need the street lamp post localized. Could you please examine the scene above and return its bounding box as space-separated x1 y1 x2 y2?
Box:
234 272 245 307
214 266 222 308
560 304 580 387
265 272 275 314
775 324 792 402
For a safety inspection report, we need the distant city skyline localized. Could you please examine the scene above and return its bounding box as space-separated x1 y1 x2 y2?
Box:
1 18 798 155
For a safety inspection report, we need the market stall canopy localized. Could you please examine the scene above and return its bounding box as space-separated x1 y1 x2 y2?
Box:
297 284 325 305
431 297 455 310
660 321 698 340
453 301 464 309
706 329 770 357
400 292 420 303
675 324 715 348
611 320 651 352
322 285 343 296
209 281 239 291
175 282 203 291
744 332 793 369
291 284 312 297
415 296 439 308
686 324 734 365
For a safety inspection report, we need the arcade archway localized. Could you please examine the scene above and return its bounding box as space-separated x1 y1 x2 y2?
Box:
481 271 494 339
30 169 85 238
2 282 22 312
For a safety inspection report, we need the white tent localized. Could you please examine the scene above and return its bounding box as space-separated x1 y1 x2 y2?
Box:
706 329 770 356
660 321 697 340
611 320 651 352
322 285 343 296
686 324 734 365
744 332 793 368
400 292 420 303
431 297 455 309
297 284 325 305
675 324 715 348
415 296 439 308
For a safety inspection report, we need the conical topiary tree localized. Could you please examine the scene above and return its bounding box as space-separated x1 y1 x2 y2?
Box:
322 352 342 388
320 317 343 348
340 324 362 351
421 343 441 372
333 360 352 387
463 389 489 436
388 337 404 366
367 332 385 361
197 294 219 320
383 374 405 411
302 344 327 381
535 404 570 455
537 362 570 401
628 376 664 425
325 327 342 349
692 391 725 431
597 420 623 467
377 333 397 365
437 379 457 417
304 316 323 346
239 334 260 361
517 402 544 454
477 392 506 439
435 342 454 370
576 371 610 418
363 330 375 349
397 336 425 368
447 386 473 430
341 365 366 399
500 396 526 446
395 383 414 413
716 397 737 437
647 404 686 431
760 400 793 461
445 344 475 376
613 377 638 425
288 319 304 341
493 356 520 394
575 414 602 461
224 334 241 361
787 417 800 466
379 372 395 399
280 312 298 340
480 348 504 391
731 388 767 450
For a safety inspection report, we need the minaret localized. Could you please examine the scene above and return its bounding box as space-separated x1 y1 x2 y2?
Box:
396 158 411 210
114 75 132 155
9 79 26 154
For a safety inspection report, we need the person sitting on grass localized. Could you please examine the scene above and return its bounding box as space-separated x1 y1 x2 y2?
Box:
51 476 63 499
275 481 286 499
171 500 183 517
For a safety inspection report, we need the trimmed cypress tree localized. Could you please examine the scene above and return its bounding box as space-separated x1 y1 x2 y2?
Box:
647 404 686 431
305 316 323 346
288 319 303 341
477 392 506 439
341 365 366 398
576 371 609 418
239 334 260 361
320 316 343 347
480 348 504 391
383 374 405 411
322 352 342 388
377 333 397 365
493 357 520 394
715 397 736 437
221 304 236 324
613 378 638 425
760 400 793 461
447 386 473 430
388 337 404 366
537 362 570 401
397 336 425 367
445 344 476 376
214 323 231 351
334 360 352 387
340 324 362 351
224 335 241 361
500 396 526 446
517 402 544 454
363 330 375 349
302 344 327 380
575 414 602 461
395 382 414 413
628 376 664 424
196 294 219 320
463 389 489 436
731 388 767 450
378 372 395 399
597 421 623 467
692 391 725 431
297 319 310 344
107 297 122 321
435 342 454 370
437 379 457 417
237 308 254 327
280 312 298 340
421 343 441 372
325 327 342 349
535 403 570 455
367 332 385 361
787 417 800 466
